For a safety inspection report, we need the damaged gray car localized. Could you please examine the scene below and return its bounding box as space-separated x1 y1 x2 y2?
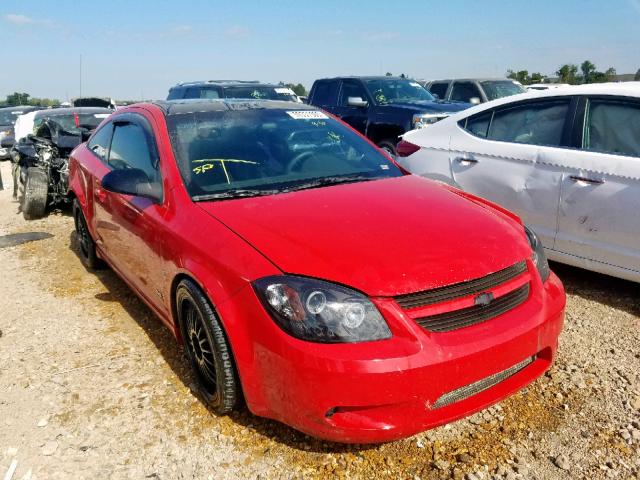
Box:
11 107 112 219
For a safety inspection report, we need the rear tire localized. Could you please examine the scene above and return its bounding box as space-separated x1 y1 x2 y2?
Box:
73 199 100 270
377 139 397 158
176 279 240 414
22 167 48 220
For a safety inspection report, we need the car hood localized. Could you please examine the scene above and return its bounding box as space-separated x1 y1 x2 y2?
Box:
197 175 530 297
381 100 471 114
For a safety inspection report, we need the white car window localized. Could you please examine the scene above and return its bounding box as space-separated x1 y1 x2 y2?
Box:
488 100 569 147
584 100 640 157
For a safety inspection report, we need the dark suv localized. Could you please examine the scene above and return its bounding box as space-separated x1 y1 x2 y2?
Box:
167 80 301 102
308 76 470 155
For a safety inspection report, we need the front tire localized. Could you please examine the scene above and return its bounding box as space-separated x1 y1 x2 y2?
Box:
22 167 48 220
73 199 100 270
176 279 240 414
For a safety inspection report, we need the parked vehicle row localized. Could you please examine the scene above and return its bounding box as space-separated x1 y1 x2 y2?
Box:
8 76 635 444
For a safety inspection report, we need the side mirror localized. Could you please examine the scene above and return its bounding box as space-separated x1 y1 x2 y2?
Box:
347 96 368 108
431 93 440 100
469 97 481 105
101 168 162 203
1 137 14 149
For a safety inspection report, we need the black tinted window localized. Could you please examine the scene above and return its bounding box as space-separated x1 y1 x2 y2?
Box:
487 100 569 146
450 82 481 102
584 100 640 157
339 81 368 106
462 111 492 138
109 122 160 181
311 81 339 106
87 123 113 161
167 88 184 100
428 82 449 99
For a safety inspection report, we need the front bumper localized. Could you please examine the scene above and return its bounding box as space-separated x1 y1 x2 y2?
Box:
219 270 565 443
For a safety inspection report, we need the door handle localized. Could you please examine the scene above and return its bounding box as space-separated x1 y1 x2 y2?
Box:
455 156 478 164
569 175 605 185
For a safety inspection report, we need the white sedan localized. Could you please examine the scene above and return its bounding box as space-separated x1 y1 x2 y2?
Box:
396 82 640 283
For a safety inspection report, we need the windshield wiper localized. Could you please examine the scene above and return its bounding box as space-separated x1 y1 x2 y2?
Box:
192 188 281 202
284 175 374 192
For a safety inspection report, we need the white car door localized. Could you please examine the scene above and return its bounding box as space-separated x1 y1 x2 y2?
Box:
555 96 640 278
448 97 573 249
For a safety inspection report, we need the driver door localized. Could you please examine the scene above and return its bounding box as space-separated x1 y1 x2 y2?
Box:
94 114 170 317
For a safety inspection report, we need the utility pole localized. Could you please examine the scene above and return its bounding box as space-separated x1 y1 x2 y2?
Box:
79 54 83 101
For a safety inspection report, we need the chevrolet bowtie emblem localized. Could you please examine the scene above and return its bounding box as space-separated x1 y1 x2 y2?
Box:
474 292 494 306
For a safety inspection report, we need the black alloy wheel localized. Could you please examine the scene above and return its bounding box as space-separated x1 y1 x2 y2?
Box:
176 279 240 414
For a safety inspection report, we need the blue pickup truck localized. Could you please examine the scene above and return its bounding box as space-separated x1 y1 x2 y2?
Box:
308 76 471 155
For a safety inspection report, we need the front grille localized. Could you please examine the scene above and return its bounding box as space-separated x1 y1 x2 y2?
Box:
394 261 527 310
433 355 535 409
415 283 530 332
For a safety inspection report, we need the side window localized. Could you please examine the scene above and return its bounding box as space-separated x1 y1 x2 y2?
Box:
311 81 339 106
487 100 570 146
183 87 202 99
428 82 449 99
462 111 493 138
450 82 482 103
199 88 220 99
584 99 640 157
87 123 113 161
167 88 184 100
339 81 368 106
108 121 160 182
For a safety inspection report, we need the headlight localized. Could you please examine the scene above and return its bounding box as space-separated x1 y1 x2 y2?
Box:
524 226 550 282
253 275 391 343
412 113 447 129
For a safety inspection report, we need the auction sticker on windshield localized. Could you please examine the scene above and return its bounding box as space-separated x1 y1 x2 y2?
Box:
275 88 296 95
286 111 328 120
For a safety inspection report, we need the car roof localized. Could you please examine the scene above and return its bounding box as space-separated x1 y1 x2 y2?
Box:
314 76 415 82
427 78 519 84
0 105 41 112
171 80 277 88
150 99 316 116
34 107 113 118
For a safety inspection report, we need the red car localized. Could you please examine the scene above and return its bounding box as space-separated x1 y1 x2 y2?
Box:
68 100 565 443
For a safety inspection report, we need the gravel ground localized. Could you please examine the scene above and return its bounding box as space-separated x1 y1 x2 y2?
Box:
0 161 638 480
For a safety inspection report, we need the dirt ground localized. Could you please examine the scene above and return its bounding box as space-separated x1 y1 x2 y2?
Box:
0 160 638 480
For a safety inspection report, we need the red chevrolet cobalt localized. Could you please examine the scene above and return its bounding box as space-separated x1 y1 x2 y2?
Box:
68 100 565 443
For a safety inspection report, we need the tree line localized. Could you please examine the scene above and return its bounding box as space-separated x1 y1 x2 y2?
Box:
0 92 61 108
506 60 627 85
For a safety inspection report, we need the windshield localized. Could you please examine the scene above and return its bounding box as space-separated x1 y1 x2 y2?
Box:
33 112 110 136
481 81 526 101
364 79 435 105
0 109 30 126
167 108 402 199
223 86 298 102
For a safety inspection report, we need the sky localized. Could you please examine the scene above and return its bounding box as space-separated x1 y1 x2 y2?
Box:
1 0 638 101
